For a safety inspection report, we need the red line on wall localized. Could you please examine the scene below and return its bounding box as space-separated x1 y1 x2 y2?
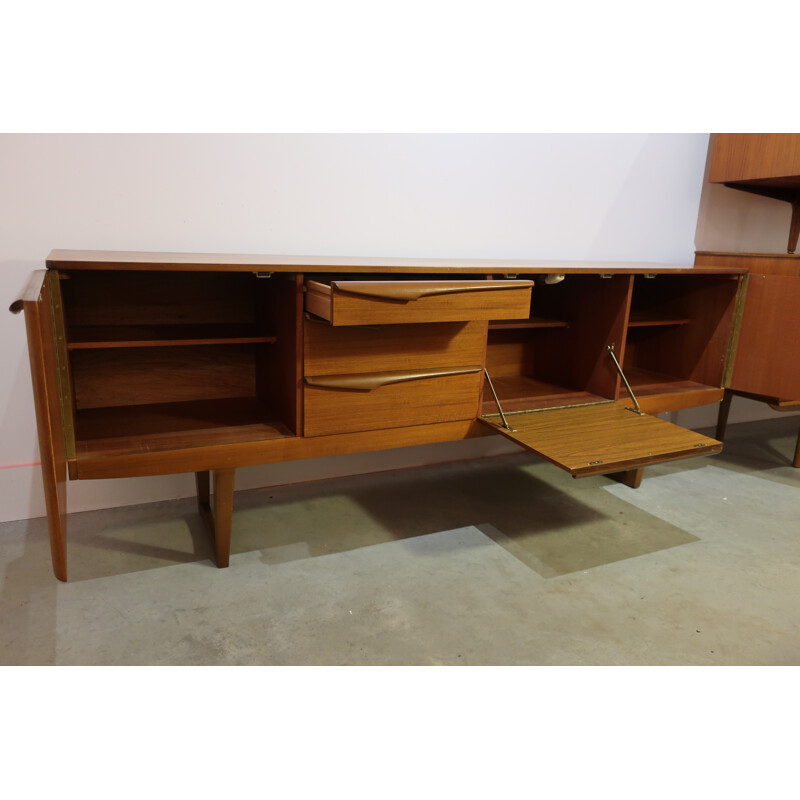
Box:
0 462 42 470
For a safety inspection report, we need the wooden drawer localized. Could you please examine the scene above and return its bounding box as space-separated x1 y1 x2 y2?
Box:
305 278 532 326
304 318 488 376
304 367 483 436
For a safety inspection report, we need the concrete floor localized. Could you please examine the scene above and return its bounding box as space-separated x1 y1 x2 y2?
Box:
1 416 798 665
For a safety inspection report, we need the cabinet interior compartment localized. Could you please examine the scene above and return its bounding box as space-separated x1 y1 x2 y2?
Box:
483 275 630 414
61 270 301 448
622 274 739 406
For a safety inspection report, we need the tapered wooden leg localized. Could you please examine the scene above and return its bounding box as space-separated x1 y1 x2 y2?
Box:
793 428 800 468
212 469 235 568
195 470 216 557
196 469 235 567
41 457 68 582
608 467 644 489
716 389 733 441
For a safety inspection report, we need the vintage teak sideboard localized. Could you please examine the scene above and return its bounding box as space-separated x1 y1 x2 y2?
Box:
12 250 748 581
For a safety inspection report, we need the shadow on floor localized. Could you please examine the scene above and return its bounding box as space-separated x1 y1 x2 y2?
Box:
23 411 797 586
241 455 698 578
10 451 699 584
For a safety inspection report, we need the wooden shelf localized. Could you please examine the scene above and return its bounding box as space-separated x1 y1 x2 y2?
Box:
67 324 277 349
489 316 568 330
75 397 294 456
627 313 690 328
619 366 723 412
623 366 705 392
482 375 604 415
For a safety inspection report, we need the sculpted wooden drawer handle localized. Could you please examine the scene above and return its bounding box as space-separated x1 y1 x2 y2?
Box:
304 365 482 392
333 280 531 302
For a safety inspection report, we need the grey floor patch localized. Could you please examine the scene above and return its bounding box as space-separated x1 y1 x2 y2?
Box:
2 416 799 665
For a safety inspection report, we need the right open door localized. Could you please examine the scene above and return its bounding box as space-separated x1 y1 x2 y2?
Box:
727 275 800 399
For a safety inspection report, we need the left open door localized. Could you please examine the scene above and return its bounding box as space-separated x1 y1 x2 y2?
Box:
11 270 70 581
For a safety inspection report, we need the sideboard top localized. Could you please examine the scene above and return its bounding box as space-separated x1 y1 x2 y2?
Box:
46 249 745 275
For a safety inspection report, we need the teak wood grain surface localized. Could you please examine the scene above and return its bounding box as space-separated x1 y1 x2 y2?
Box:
305 278 533 325
481 403 722 477
16 272 69 580
304 368 483 436
695 252 800 278
695 252 800 401
46 249 744 274
304 319 487 376
727 274 800 399
75 419 490 479
709 134 800 183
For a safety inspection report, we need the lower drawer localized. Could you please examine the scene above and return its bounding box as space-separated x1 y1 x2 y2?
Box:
304 367 483 436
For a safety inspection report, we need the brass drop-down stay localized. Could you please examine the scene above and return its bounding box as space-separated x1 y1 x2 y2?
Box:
483 369 516 431
607 343 643 415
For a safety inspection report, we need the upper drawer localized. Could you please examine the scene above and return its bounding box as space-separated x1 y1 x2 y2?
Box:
305 278 533 326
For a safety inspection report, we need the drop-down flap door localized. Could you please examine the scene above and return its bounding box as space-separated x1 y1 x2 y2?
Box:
479 402 722 477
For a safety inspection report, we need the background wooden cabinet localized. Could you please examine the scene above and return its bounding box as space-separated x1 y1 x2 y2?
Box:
709 133 800 254
697 132 800 466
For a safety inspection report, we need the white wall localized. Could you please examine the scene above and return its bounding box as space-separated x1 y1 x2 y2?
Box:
1 133 714 523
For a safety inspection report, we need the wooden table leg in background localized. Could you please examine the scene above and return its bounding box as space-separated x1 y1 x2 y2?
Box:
196 470 210 511
212 469 235 568
716 389 733 442
719 391 800 467
196 469 235 568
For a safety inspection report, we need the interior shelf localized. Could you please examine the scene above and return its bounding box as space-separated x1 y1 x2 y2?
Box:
482 375 605 415
488 316 569 330
627 313 690 328
621 366 720 400
67 324 277 349
74 397 294 456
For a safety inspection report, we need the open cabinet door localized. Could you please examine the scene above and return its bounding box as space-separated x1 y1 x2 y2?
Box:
728 275 800 399
479 402 721 477
10 270 70 580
